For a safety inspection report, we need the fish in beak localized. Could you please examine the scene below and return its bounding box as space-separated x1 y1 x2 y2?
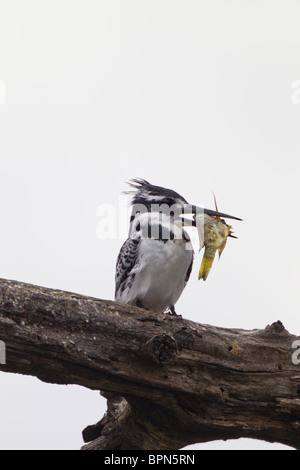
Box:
183 197 242 281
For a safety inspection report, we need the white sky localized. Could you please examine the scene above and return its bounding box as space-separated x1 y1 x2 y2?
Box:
0 0 299 450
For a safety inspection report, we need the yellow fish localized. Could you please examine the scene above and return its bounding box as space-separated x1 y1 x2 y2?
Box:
195 196 238 281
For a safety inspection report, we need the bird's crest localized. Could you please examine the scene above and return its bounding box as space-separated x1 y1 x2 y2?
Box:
124 178 188 206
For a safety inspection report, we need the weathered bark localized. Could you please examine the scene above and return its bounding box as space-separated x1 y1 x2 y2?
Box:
0 278 300 450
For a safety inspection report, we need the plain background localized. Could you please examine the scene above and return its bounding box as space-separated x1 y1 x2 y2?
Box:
0 0 299 450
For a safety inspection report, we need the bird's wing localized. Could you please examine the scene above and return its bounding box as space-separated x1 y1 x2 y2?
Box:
184 253 194 286
115 237 140 299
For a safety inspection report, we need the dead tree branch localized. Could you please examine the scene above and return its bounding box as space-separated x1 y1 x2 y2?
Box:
0 278 300 450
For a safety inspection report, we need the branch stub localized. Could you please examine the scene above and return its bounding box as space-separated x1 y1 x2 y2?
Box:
146 333 178 363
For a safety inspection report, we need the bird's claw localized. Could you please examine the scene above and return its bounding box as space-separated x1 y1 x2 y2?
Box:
168 305 182 317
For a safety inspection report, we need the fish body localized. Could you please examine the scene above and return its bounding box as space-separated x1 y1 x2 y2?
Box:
196 214 231 281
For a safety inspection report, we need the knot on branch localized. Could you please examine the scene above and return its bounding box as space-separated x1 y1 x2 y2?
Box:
146 334 178 363
269 321 285 333
264 321 290 338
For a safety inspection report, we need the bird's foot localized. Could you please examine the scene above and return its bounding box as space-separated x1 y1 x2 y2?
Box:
136 299 148 310
168 305 182 318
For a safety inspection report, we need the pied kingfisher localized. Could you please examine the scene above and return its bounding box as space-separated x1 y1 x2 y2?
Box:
115 179 239 315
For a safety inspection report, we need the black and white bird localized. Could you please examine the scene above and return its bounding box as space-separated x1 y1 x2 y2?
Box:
115 179 240 315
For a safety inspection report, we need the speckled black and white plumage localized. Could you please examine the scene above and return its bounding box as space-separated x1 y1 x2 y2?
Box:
115 237 140 299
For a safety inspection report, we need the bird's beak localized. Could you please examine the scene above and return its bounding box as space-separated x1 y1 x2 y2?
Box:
183 204 243 221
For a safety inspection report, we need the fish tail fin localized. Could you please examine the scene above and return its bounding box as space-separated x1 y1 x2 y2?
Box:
198 255 215 281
